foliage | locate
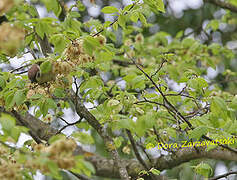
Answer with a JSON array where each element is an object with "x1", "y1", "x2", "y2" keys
[{"x1": 0, "y1": 0, "x2": 236, "y2": 179}]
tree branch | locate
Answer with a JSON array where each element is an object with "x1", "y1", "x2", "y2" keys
[
  {"x1": 126, "y1": 129, "x2": 150, "y2": 170},
  {"x1": 2, "y1": 107, "x2": 237, "y2": 178},
  {"x1": 128, "y1": 56, "x2": 237, "y2": 154},
  {"x1": 204, "y1": 0, "x2": 237, "y2": 13},
  {"x1": 0, "y1": 107, "x2": 57, "y2": 143},
  {"x1": 209, "y1": 170, "x2": 237, "y2": 180},
  {"x1": 56, "y1": 117, "x2": 83, "y2": 134},
  {"x1": 92, "y1": 2, "x2": 137, "y2": 37},
  {"x1": 57, "y1": 0, "x2": 67, "y2": 21},
  {"x1": 69, "y1": 90, "x2": 130, "y2": 180}
]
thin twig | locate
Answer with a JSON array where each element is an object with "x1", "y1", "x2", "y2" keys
[
  {"x1": 153, "y1": 126, "x2": 177, "y2": 153},
  {"x1": 209, "y1": 171, "x2": 237, "y2": 180},
  {"x1": 135, "y1": 99, "x2": 163, "y2": 106},
  {"x1": 126, "y1": 129, "x2": 150, "y2": 170},
  {"x1": 129, "y1": 55, "x2": 237, "y2": 154},
  {"x1": 57, "y1": 117, "x2": 83, "y2": 134},
  {"x1": 136, "y1": 140, "x2": 153, "y2": 164},
  {"x1": 27, "y1": 47, "x2": 37, "y2": 60},
  {"x1": 151, "y1": 59, "x2": 167, "y2": 79},
  {"x1": 10, "y1": 64, "x2": 31, "y2": 73},
  {"x1": 128, "y1": 54, "x2": 193, "y2": 127},
  {"x1": 126, "y1": 130, "x2": 158, "y2": 180},
  {"x1": 92, "y1": 2, "x2": 137, "y2": 37}
]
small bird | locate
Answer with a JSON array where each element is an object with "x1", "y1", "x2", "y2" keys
[{"x1": 28, "y1": 64, "x2": 55, "y2": 84}]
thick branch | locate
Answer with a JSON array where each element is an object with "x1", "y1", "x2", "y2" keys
[
  {"x1": 70, "y1": 90, "x2": 130, "y2": 180},
  {"x1": 204, "y1": 0, "x2": 237, "y2": 13},
  {"x1": 85, "y1": 146, "x2": 237, "y2": 178},
  {"x1": 2, "y1": 107, "x2": 237, "y2": 178},
  {"x1": 0, "y1": 107, "x2": 57, "y2": 143}
]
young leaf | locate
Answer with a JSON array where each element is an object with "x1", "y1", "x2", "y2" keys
[
  {"x1": 101, "y1": 6, "x2": 119, "y2": 14},
  {"x1": 35, "y1": 21, "x2": 46, "y2": 39},
  {"x1": 14, "y1": 90, "x2": 26, "y2": 106},
  {"x1": 195, "y1": 162, "x2": 213, "y2": 178},
  {"x1": 157, "y1": 0, "x2": 165, "y2": 13},
  {"x1": 50, "y1": 34, "x2": 69, "y2": 53},
  {"x1": 40, "y1": 61, "x2": 52, "y2": 74},
  {"x1": 189, "y1": 126, "x2": 208, "y2": 140}
]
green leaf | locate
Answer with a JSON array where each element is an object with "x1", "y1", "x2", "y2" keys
[
  {"x1": 39, "y1": 100, "x2": 48, "y2": 117},
  {"x1": 116, "y1": 118, "x2": 135, "y2": 131},
  {"x1": 72, "y1": 132, "x2": 94, "y2": 144},
  {"x1": 0, "y1": 113, "x2": 15, "y2": 133},
  {"x1": 25, "y1": 33, "x2": 34, "y2": 46},
  {"x1": 0, "y1": 76, "x2": 6, "y2": 89},
  {"x1": 5, "y1": 91, "x2": 15, "y2": 109},
  {"x1": 113, "y1": 137, "x2": 122, "y2": 148},
  {"x1": 188, "y1": 77, "x2": 208, "y2": 92},
  {"x1": 53, "y1": 88, "x2": 65, "y2": 98},
  {"x1": 83, "y1": 36, "x2": 100, "y2": 56},
  {"x1": 112, "y1": 22, "x2": 118, "y2": 31},
  {"x1": 230, "y1": 96, "x2": 237, "y2": 109},
  {"x1": 35, "y1": 21, "x2": 46, "y2": 39},
  {"x1": 46, "y1": 98, "x2": 57, "y2": 109},
  {"x1": 49, "y1": 34, "x2": 69, "y2": 53},
  {"x1": 76, "y1": 122, "x2": 90, "y2": 131},
  {"x1": 123, "y1": 73, "x2": 137, "y2": 82},
  {"x1": 208, "y1": 43, "x2": 221, "y2": 55},
  {"x1": 130, "y1": 12, "x2": 139, "y2": 22},
  {"x1": 101, "y1": 6, "x2": 119, "y2": 14},
  {"x1": 99, "y1": 51, "x2": 113, "y2": 61},
  {"x1": 14, "y1": 90, "x2": 26, "y2": 106},
  {"x1": 10, "y1": 126, "x2": 21, "y2": 141},
  {"x1": 30, "y1": 94, "x2": 44, "y2": 100},
  {"x1": 149, "y1": 168, "x2": 160, "y2": 175},
  {"x1": 41, "y1": 0, "x2": 62, "y2": 17},
  {"x1": 206, "y1": 20, "x2": 219, "y2": 31},
  {"x1": 0, "y1": 54, "x2": 8, "y2": 63},
  {"x1": 189, "y1": 126, "x2": 208, "y2": 140},
  {"x1": 211, "y1": 97, "x2": 227, "y2": 112},
  {"x1": 139, "y1": 13, "x2": 147, "y2": 26},
  {"x1": 144, "y1": 0, "x2": 165, "y2": 13},
  {"x1": 27, "y1": 4, "x2": 38, "y2": 17},
  {"x1": 48, "y1": 134, "x2": 66, "y2": 144},
  {"x1": 40, "y1": 61, "x2": 52, "y2": 74},
  {"x1": 206, "y1": 57, "x2": 216, "y2": 69},
  {"x1": 76, "y1": 1, "x2": 86, "y2": 11},
  {"x1": 82, "y1": 161, "x2": 96, "y2": 174},
  {"x1": 182, "y1": 38, "x2": 195, "y2": 48},
  {"x1": 195, "y1": 162, "x2": 213, "y2": 178},
  {"x1": 156, "y1": 0, "x2": 165, "y2": 13},
  {"x1": 47, "y1": 161, "x2": 61, "y2": 179},
  {"x1": 80, "y1": 76, "x2": 103, "y2": 92},
  {"x1": 69, "y1": 11, "x2": 81, "y2": 18},
  {"x1": 118, "y1": 15, "x2": 126, "y2": 28}
]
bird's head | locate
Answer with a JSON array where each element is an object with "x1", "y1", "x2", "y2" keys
[{"x1": 28, "y1": 64, "x2": 41, "y2": 83}]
